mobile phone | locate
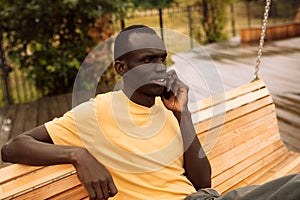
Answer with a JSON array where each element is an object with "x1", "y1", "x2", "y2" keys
[
  {"x1": 162, "y1": 87, "x2": 172, "y2": 100},
  {"x1": 162, "y1": 76, "x2": 173, "y2": 100}
]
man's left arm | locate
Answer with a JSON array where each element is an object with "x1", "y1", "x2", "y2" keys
[
  {"x1": 161, "y1": 70, "x2": 211, "y2": 190},
  {"x1": 174, "y1": 110, "x2": 212, "y2": 190}
]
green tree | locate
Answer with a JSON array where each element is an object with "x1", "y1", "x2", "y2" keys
[
  {"x1": 132, "y1": 0, "x2": 174, "y2": 9},
  {"x1": 196, "y1": 0, "x2": 234, "y2": 43},
  {"x1": 0, "y1": 0, "x2": 131, "y2": 96}
]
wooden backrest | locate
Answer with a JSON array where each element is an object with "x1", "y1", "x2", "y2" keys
[
  {"x1": 190, "y1": 79, "x2": 290, "y2": 193},
  {"x1": 0, "y1": 79, "x2": 296, "y2": 199}
]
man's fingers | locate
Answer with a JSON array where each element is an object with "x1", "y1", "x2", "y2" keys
[
  {"x1": 101, "y1": 182, "x2": 109, "y2": 199},
  {"x1": 85, "y1": 184, "x2": 97, "y2": 200},
  {"x1": 85, "y1": 181, "x2": 117, "y2": 200},
  {"x1": 92, "y1": 181, "x2": 104, "y2": 200},
  {"x1": 108, "y1": 181, "x2": 118, "y2": 197},
  {"x1": 167, "y1": 69, "x2": 177, "y2": 76},
  {"x1": 166, "y1": 70, "x2": 188, "y2": 95},
  {"x1": 166, "y1": 71, "x2": 177, "y2": 92},
  {"x1": 169, "y1": 77, "x2": 186, "y2": 97},
  {"x1": 167, "y1": 76, "x2": 176, "y2": 92}
]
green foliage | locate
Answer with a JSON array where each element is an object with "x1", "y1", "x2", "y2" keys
[
  {"x1": 132, "y1": 0, "x2": 174, "y2": 9},
  {"x1": 196, "y1": 0, "x2": 234, "y2": 43},
  {"x1": 0, "y1": 0, "x2": 126, "y2": 96}
]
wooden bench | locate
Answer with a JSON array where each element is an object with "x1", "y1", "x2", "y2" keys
[
  {"x1": 0, "y1": 79, "x2": 299, "y2": 199},
  {"x1": 190, "y1": 79, "x2": 300, "y2": 193}
]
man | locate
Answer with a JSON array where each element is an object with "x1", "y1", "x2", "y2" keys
[{"x1": 1, "y1": 25, "x2": 212, "y2": 199}]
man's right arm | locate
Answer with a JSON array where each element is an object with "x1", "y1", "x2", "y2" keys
[{"x1": 1, "y1": 125, "x2": 118, "y2": 199}]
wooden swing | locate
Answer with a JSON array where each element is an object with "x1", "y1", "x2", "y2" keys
[{"x1": 1, "y1": 0, "x2": 300, "y2": 199}]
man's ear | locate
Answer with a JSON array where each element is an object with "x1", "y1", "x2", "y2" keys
[{"x1": 114, "y1": 60, "x2": 128, "y2": 76}]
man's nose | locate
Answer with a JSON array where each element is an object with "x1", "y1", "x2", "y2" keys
[{"x1": 154, "y1": 63, "x2": 166, "y2": 72}]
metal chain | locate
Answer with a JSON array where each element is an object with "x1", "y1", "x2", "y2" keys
[{"x1": 254, "y1": 0, "x2": 272, "y2": 80}]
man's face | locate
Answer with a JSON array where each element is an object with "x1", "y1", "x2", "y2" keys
[{"x1": 122, "y1": 33, "x2": 168, "y2": 97}]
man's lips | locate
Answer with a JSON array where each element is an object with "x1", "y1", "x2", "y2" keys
[{"x1": 151, "y1": 77, "x2": 167, "y2": 86}]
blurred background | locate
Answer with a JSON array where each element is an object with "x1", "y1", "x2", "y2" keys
[{"x1": 0, "y1": 0, "x2": 299, "y2": 105}]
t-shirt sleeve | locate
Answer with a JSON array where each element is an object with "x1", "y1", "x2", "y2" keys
[{"x1": 44, "y1": 109, "x2": 84, "y2": 147}]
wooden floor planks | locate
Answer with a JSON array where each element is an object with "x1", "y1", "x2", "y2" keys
[{"x1": 0, "y1": 94, "x2": 72, "y2": 167}]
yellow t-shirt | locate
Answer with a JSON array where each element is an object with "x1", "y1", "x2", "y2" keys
[{"x1": 45, "y1": 90, "x2": 196, "y2": 199}]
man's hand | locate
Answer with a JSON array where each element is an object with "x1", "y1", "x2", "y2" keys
[
  {"x1": 161, "y1": 70, "x2": 189, "y2": 114},
  {"x1": 70, "y1": 148, "x2": 118, "y2": 200},
  {"x1": 161, "y1": 70, "x2": 212, "y2": 190}
]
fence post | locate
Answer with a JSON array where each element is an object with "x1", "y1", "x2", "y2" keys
[
  {"x1": 246, "y1": 1, "x2": 252, "y2": 28},
  {"x1": 0, "y1": 29, "x2": 12, "y2": 105},
  {"x1": 159, "y1": 8, "x2": 164, "y2": 42},
  {"x1": 120, "y1": 19, "x2": 125, "y2": 30},
  {"x1": 230, "y1": 3, "x2": 236, "y2": 37},
  {"x1": 187, "y1": 6, "x2": 193, "y2": 48},
  {"x1": 271, "y1": 1, "x2": 277, "y2": 24},
  {"x1": 292, "y1": 0, "x2": 297, "y2": 21}
]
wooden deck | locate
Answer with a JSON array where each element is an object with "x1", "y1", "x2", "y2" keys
[{"x1": 0, "y1": 94, "x2": 73, "y2": 167}]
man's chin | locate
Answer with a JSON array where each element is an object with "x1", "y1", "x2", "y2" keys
[
  {"x1": 146, "y1": 84, "x2": 165, "y2": 96},
  {"x1": 154, "y1": 86, "x2": 165, "y2": 97},
  {"x1": 135, "y1": 83, "x2": 165, "y2": 97}
]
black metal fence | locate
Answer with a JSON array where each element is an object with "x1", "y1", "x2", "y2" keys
[
  {"x1": 118, "y1": 1, "x2": 300, "y2": 41},
  {"x1": 1, "y1": 0, "x2": 300, "y2": 106}
]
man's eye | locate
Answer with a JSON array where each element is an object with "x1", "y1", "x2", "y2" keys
[
  {"x1": 161, "y1": 56, "x2": 166, "y2": 63},
  {"x1": 145, "y1": 57, "x2": 153, "y2": 63}
]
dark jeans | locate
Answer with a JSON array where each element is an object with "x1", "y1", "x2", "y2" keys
[{"x1": 185, "y1": 174, "x2": 300, "y2": 200}]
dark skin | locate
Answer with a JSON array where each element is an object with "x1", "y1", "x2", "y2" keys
[{"x1": 1, "y1": 32, "x2": 211, "y2": 199}]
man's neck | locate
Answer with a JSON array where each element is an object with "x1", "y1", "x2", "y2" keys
[{"x1": 122, "y1": 88, "x2": 155, "y2": 108}]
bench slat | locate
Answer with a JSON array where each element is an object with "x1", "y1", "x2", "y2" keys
[
  {"x1": 0, "y1": 165, "x2": 75, "y2": 199},
  {"x1": 226, "y1": 150, "x2": 298, "y2": 192},
  {"x1": 265, "y1": 155, "x2": 300, "y2": 183},
  {"x1": 194, "y1": 95, "x2": 273, "y2": 134},
  {"x1": 252, "y1": 152, "x2": 299, "y2": 185},
  {"x1": 189, "y1": 79, "x2": 266, "y2": 113},
  {"x1": 202, "y1": 111, "x2": 278, "y2": 160},
  {"x1": 210, "y1": 124, "x2": 280, "y2": 177},
  {"x1": 13, "y1": 174, "x2": 83, "y2": 200},
  {"x1": 48, "y1": 185, "x2": 87, "y2": 200},
  {"x1": 0, "y1": 165, "x2": 43, "y2": 185},
  {"x1": 198, "y1": 104, "x2": 276, "y2": 157},
  {"x1": 286, "y1": 162, "x2": 300, "y2": 176},
  {"x1": 212, "y1": 139, "x2": 285, "y2": 188},
  {"x1": 216, "y1": 146, "x2": 293, "y2": 193},
  {"x1": 192, "y1": 87, "x2": 270, "y2": 123}
]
